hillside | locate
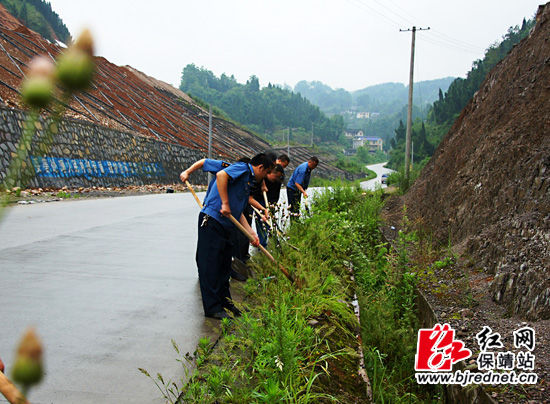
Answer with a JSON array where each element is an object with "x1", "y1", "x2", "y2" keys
[
  {"x1": 385, "y1": 3, "x2": 549, "y2": 399},
  {"x1": 384, "y1": 4, "x2": 549, "y2": 401},
  {"x1": 0, "y1": 5, "x2": 272, "y2": 162},
  {"x1": 390, "y1": 1, "x2": 549, "y2": 318},
  {"x1": 179, "y1": 64, "x2": 344, "y2": 144},
  {"x1": 0, "y1": 0, "x2": 70, "y2": 42}
]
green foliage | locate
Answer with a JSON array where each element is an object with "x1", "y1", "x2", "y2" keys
[
  {"x1": 387, "y1": 120, "x2": 435, "y2": 170},
  {"x1": 294, "y1": 80, "x2": 352, "y2": 114},
  {"x1": 355, "y1": 210, "x2": 445, "y2": 402},
  {"x1": 333, "y1": 156, "x2": 366, "y2": 175},
  {"x1": 355, "y1": 147, "x2": 387, "y2": 165},
  {"x1": 0, "y1": 0, "x2": 71, "y2": 42},
  {"x1": 179, "y1": 64, "x2": 345, "y2": 144},
  {"x1": 385, "y1": 158, "x2": 429, "y2": 193}
]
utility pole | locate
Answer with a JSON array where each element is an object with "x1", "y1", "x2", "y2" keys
[
  {"x1": 400, "y1": 25, "x2": 429, "y2": 183},
  {"x1": 287, "y1": 127, "x2": 290, "y2": 157},
  {"x1": 311, "y1": 123, "x2": 314, "y2": 147}
]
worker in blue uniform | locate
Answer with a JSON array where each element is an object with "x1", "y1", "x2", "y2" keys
[
  {"x1": 181, "y1": 153, "x2": 274, "y2": 319},
  {"x1": 286, "y1": 156, "x2": 319, "y2": 216},
  {"x1": 180, "y1": 157, "x2": 251, "y2": 281}
]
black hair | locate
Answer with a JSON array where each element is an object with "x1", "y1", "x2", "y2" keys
[
  {"x1": 272, "y1": 164, "x2": 284, "y2": 174},
  {"x1": 309, "y1": 156, "x2": 319, "y2": 164},
  {"x1": 277, "y1": 154, "x2": 290, "y2": 163},
  {"x1": 250, "y1": 153, "x2": 275, "y2": 170},
  {"x1": 265, "y1": 151, "x2": 277, "y2": 163},
  {"x1": 238, "y1": 157, "x2": 251, "y2": 163}
]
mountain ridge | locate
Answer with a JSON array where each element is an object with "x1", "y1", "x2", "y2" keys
[{"x1": 294, "y1": 77, "x2": 455, "y2": 115}]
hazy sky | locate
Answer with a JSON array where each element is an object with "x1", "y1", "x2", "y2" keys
[{"x1": 47, "y1": 0, "x2": 541, "y2": 91}]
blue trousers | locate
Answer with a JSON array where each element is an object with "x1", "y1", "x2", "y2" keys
[
  {"x1": 196, "y1": 212, "x2": 233, "y2": 315},
  {"x1": 255, "y1": 216, "x2": 269, "y2": 247},
  {"x1": 287, "y1": 187, "x2": 300, "y2": 214}
]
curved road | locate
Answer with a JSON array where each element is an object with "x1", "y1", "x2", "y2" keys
[
  {"x1": 0, "y1": 192, "x2": 214, "y2": 403},
  {"x1": 360, "y1": 162, "x2": 394, "y2": 190}
]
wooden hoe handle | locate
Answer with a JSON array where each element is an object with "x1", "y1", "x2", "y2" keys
[{"x1": 185, "y1": 180, "x2": 203, "y2": 208}]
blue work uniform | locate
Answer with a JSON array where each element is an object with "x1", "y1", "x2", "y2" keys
[
  {"x1": 202, "y1": 159, "x2": 230, "y2": 201},
  {"x1": 196, "y1": 162, "x2": 255, "y2": 316},
  {"x1": 286, "y1": 162, "x2": 312, "y2": 214}
]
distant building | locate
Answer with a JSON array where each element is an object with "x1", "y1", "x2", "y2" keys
[
  {"x1": 345, "y1": 129, "x2": 363, "y2": 139},
  {"x1": 365, "y1": 137, "x2": 383, "y2": 152},
  {"x1": 353, "y1": 136, "x2": 383, "y2": 151},
  {"x1": 352, "y1": 136, "x2": 365, "y2": 149},
  {"x1": 356, "y1": 112, "x2": 370, "y2": 119}
]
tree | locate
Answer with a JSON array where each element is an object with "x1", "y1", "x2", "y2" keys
[{"x1": 179, "y1": 64, "x2": 344, "y2": 144}]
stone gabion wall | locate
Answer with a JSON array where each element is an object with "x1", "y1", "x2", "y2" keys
[{"x1": 0, "y1": 106, "x2": 209, "y2": 188}]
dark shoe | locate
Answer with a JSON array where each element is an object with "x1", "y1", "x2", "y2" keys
[
  {"x1": 205, "y1": 311, "x2": 231, "y2": 320},
  {"x1": 225, "y1": 305, "x2": 242, "y2": 317},
  {"x1": 231, "y1": 258, "x2": 249, "y2": 279},
  {"x1": 230, "y1": 269, "x2": 247, "y2": 282}
]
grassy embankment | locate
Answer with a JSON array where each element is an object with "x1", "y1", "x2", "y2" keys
[{"x1": 143, "y1": 185, "x2": 442, "y2": 403}]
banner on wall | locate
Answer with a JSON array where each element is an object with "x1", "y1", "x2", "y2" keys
[{"x1": 30, "y1": 156, "x2": 165, "y2": 180}]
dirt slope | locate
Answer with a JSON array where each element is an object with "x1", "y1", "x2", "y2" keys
[{"x1": 389, "y1": 3, "x2": 549, "y2": 320}]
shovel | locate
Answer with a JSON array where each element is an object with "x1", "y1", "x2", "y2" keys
[{"x1": 185, "y1": 181, "x2": 298, "y2": 286}]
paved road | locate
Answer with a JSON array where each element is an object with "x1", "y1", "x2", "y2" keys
[
  {"x1": 0, "y1": 192, "x2": 216, "y2": 403},
  {"x1": 360, "y1": 162, "x2": 394, "y2": 190}
]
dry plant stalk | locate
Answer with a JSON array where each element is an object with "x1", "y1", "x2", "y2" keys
[{"x1": 0, "y1": 372, "x2": 28, "y2": 404}]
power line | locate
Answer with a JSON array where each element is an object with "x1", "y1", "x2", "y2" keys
[
  {"x1": 345, "y1": 0, "x2": 402, "y2": 28},
  {"x1": 371, "y1": 0, "x2": 415, "y2": 26},
  {"x1": 348, "y1": 0, "x2": 484, "y2": 54},
  {"x1": 419, "y1": 35, "x2": 482, "y2": 55}
]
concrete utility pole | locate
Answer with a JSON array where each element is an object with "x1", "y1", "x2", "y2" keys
[
  {"x1": 311, "y1": 123, "x2": 314, "y2": 147},
  {"x1": 400, "y1": 26, "x2": 429, "y2": 183},
  {"x1": 287, "y1": 127, "x2": 290, "y2": 157}
]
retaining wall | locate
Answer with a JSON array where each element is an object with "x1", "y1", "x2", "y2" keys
[{"x1": 0, "y1": 107, "x2": 210, "y2": 188}]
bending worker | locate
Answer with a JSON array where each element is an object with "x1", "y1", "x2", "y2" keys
[
  {"x1": 286, "y1": 156, "x2": 319, "y2": 216},
  {"x1": 181, "y1": 153, "x2": 274, "y2": 319}
]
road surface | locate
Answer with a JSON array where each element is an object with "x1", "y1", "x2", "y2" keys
[
  {"x1": 360, "y1": 162, "x2": 394, "y2": 190},
  {"x1": 0, "y1": 192, "x2": 215, "y2": 403}
]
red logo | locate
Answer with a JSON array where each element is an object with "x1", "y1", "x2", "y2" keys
[{"x1": 415, "y1": 323, "x2": 472, "y2": 371}]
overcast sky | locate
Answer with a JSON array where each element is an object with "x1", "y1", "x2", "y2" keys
[{"x1": 47, "y1": 0, "x2": 541, "y2": 91}]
